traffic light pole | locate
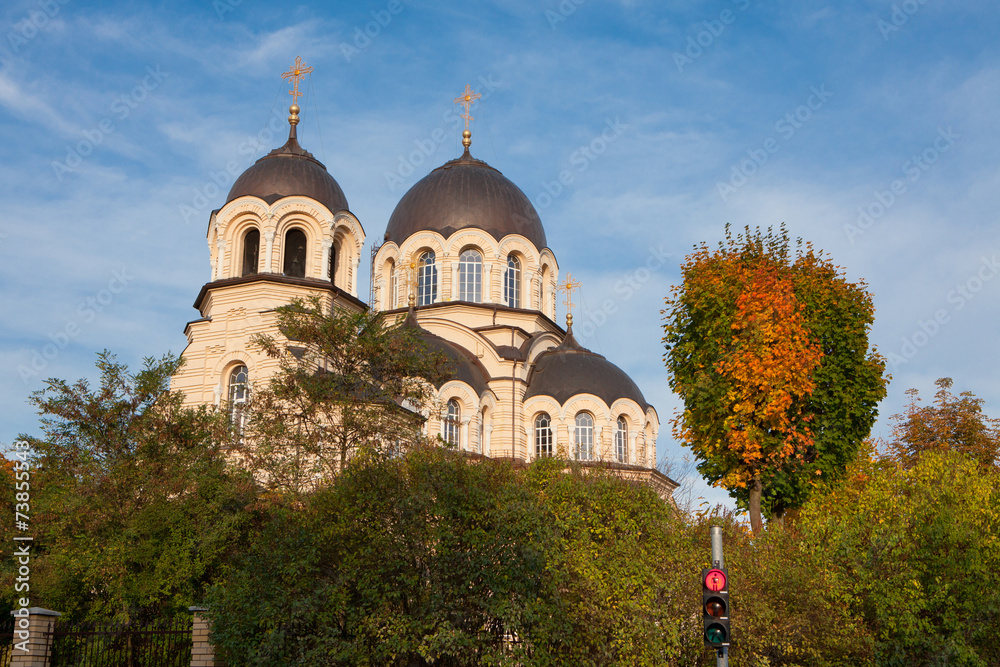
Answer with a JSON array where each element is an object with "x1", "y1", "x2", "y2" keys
[{"x1": 710, "y1": 526, "x2": 729, "y2": 667}]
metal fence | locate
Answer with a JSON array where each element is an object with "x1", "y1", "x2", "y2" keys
[
  {"x1": 47, "y1": 618, "x2": 191, "y2": 667},
  {"x1": 0, "y1": 618, "x2": 12, "y2": 666}
]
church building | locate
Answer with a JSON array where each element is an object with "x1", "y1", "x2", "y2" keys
[{"x1": 170, "y1": 62, "x2": 677, "y2": 500}]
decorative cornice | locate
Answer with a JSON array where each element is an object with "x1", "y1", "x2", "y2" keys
[{"x1": 193, "y1": 273, "x2": 368, "y2": 312}]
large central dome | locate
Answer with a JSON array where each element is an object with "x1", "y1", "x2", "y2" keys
[{"x1": 384, "y1": 148, "x2": 547, "y2": 251}]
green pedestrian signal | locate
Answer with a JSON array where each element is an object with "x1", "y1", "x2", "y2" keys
[{"x1": 702, "y1": 567, "x2": 731, "y2": 649}]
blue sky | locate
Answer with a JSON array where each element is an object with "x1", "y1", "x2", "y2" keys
[{"x1": 1, "y1": 0, "x2": 998, "y2": 509}]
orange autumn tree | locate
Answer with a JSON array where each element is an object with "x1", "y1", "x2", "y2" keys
[
  {"x1": 663, "y1": 226, "x2": 887, "y2": 532},
  {"x1": 712, "y1": 267, "x2": 823, "y2": 531},
  {"x1": 888, "y1": 377, "x2": 1000, "y2": 470}
]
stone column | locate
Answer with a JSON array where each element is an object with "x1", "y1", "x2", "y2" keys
[
  {"x1": 321, "y1": 238, "x2": 333, "y2": 283},
  {"x1": 213, "y1": 239, "x2": 226, "y2": 281},
  {"x1": 189, "y1": 607, "x2": 224, "y2": 667},
  {"x1": 10, "y1": 607, "x2": 60, "y2": 667},
  {"x1": 556, "y1": 422, "x2": 571, "y2": 459},
  {"x1": 264, "y1": 231, "x2": 275, "y2": 273},
  {"x1": 461, "y1": 416, "x2": 471, "y2": 452}
]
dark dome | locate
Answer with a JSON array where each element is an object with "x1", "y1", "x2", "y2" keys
[
  {"x1": 226, "y1": 133, "x2": 349, "y2": 214},
  {"x1": 525, "y1": 331, "x2": 648, "y2": 409},
  {"x1": 404, "y1": 312, "x2": 490, "y2": 396},
  {"x1": 385, "y1": 148, "x2": 547, "y2": 250}
]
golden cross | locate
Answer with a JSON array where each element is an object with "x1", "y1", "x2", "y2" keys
[
  {"x1": 282, "y1": 56, "x2": 314, "y2": 105},
  {"x1": 453, "y1": 84, "x2": 482, "y2": 130},
  {"x1": 558, "y1": 273, "x2": 582, "y2": 322}
]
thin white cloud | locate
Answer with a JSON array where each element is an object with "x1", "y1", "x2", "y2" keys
[{"x1": 0, "y1": 69, "x2": 77, "y2": 137}]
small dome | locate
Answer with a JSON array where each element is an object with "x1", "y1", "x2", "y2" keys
[
  {"x1": 403, "y1": 311, "x2": 490, "y2": 396},
  {"x1": 385, "y1": 148, "x2": 547, "y2": 251},
  {"x1": 227, "y1": 134, "x2": 349, "y2": 214},
  {"x1": 525, "y1": 331, "x2": 648, "y2": 409}
]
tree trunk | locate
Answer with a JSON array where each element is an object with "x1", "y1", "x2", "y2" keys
[{"x1": 749, "y1": 473, "x2": 763, "y2": 534}]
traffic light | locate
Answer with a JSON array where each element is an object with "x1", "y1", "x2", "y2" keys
[{"x1": 702, "y1": 567, "x2": 731, "y2": 649}]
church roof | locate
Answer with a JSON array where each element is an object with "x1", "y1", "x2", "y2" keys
[
  {"x1": 525, "y1": 329, "x2": 649, "y2": 409},
  {"x1": 402, "y1": 309, "x2": 491, "y2": 396},
  {"x1": 384, "y1": 147, "x2": 548, "y2": 251},
  {"x1": 226, "y1": 131, "x2": 350, "y2": 214}
]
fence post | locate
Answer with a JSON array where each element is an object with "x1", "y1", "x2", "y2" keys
[
  {"x1": 10, "y1": 607, "x2": 60, "y2": 667},
  {"x1": 189, "y1": 606, "x2": 224, "y2": 667}
]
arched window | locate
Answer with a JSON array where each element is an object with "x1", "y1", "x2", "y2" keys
[
  {"x1": 283, "y1": 229, "x2": 307, "y2": 278},
  {"x1": 328, "y1": 242, "x2": 338, "y2": 284},
  {"x1": 505, "y1": 254, "x2": 521, "y2": 308},
  {"x1": 458, "y1": 248, "x2": 482, "y2": 302},
  {"x1": 418, "y1": 250, "x2": 437, "y2": 306},
  {"x1": 443, "y1": 399, "x2": 461, "y2": 447},
  {"x1": 228, "y1": 365, "x2": 249, "y2": 439},
  {"x1": 241, "y1": 229, "x2": 260, "y2": 277},
  {"x1": 574, "y1": 412, "x2": 594, "y2": 461},
  {"x1": 615, "y1": 416, "x2": 628, "y2": 463},
  {"x1": 535, "y1": 413, "x2": 553, "y2": 458}
]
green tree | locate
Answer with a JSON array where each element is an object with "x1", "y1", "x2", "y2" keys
[
  {"x1": 207, "y1": 449, "x2": 694, "y2": 666},
  {"x1": 1, "y1": 352, "x2": 258, "y2": 622},
  {"x1": 682, "y1": 510, "x2": 875, "y2": 667},
  {"x1": 208, "y1": 447, "x2": 552, "y2": 666},
  {"x1": 662, "y1": 226, "x2": 887, "y2": 531},
  {"x1": 521, "y1": 460, "x2": 692, "y2": 665},
  {"x1": 888, "y1": 377, "x2": 1000, "y2": 469},
  {"x1": 798, "y1": 448, "x2": 1000, "y2": 666},
  {"x1": 243, "y1": 297, "x2": 449, "y2": 494}
]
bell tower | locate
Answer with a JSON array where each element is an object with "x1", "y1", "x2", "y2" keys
[{"x1": 172, "y1": 58, "x2": 366, "y2": 410}]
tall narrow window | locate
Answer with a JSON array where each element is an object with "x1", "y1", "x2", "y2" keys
[
  {"x1": 479, "y1": 407, "x2": 487, "y2": 454},
  {"x1": 505, "y1": 254, "x2": 521, "y2": 308},
  {"x1": 535, "y1": 413, "x2": 553, "y2": 458},
  {"x1": 542, "y1": 266, "x2": 553, "y2": 317},
  {"x1": 418, "y1": 250, "x2": 437, "y2": 306},
  {"x1": 228, "y1": 365, "x2": 249, "y2": 440},
  {"x1": 574, "y1": 412, "x2": 593, "y2": 461},
  {"x1": 386, "y1": 259, "x2": 397, "y2": 310},
  {"x1": 444, "y1": 399, "x2": 461, "y2": 447},
  {"x1": 242, "y1": 229, "x2": 260, "y2": 276},
  {"x1": 642, "y1": 422, "x2": 652, "y2": 467},
  {"x1": 615, "y1": 416, "x2": 628, "y2": 463},
  {"x1": 328, "y1": 242, "x2": 338, "y2": 284},
  {"x1": 458, "y1": 249, "x2": 482, "y2": 302},
  {"x1": 283, "y1": 229, "x2": 307, "y2": 278}
]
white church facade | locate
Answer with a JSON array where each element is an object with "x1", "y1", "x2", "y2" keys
[{"x1": 170, "y1": 66, "x2": 677, "y2": 500}]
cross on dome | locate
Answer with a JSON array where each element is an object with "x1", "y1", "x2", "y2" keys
[
  {"x1": 282, "y1": 56, "x2": 314, "y2": 106},
  {"x1": 558, "y1": 273, "x2": 582, "y2": 329},
  {"x1": 453, "y1": 84, "x2": 481, "y2": 130}
]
